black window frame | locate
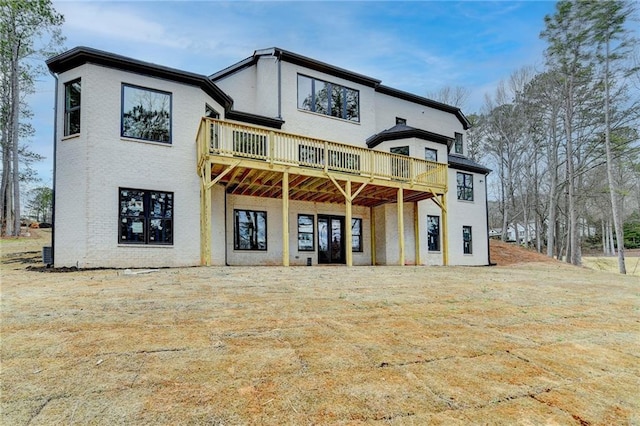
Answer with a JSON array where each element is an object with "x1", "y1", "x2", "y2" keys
[
  {"x1": 64, "y1": 78, "x2": 81, "y2": 136},
  {"x1": 298, "y1": 214, "x2": 315, "y2": 252},
  {"x1": 234, "y1": 209, "x2": 267, "y2": 251},
  {"x1": 396, "y1": 117, "x2": 407, "y2": 125},
  {"x1": 121, "y1": 83, "x2": 172, "y2": 144},
  {"x1": 425, "y1": 148, "x2": 438, "y2": 162},
  {"x1": 351, "y1": 218, "x2": 363, "y2": 252},
  {"x1": 457, "y1": 172, "x2": 474, "y2": 201},
  {"x1": 463, "y1": 225, "x2": 473, "y2": 254},
  {"x1": 427, "y1": 215, "x2": 440, "y2": 252},
  {"x1": 118, "y1": 188, "x2": 173, "y2": 245},
  {"x1": 454, "y1": 132, "x2": 463, "y2": 154},
  {"x1": 297, "y1": 74, "x2": 360, "y2": 122}
]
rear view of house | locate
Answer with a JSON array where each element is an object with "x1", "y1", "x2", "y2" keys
[{"x1": 46, "y1": 47, "x2": 490, "y2": 268}]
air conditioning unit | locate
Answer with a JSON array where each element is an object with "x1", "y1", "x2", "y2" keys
[{"x1": 42, "y1": 246, "x2": 53, "y2": 266}]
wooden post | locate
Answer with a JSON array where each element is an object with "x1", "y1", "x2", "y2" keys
[
  {"x1": 370, "y1": 206, "x2": 376, "y2": 266},
  {"x1": 398, "y1": 187, "x2": 405, "y2": 266},
  {"x1": 201, "y1": 161, "x2": 212, "y2": 266},
  {"x1": 414, "y1": 201, "x2": 420, "y2": 266},
  {"x1": 441, "y1": 193, "x2": 448, "y2": 266},
  {"x1": 345, "y1": 180, "x2": 352, "y2": 267},
  {"x1": 282, "y1": 171, "x2": 289, "y2": 266}
]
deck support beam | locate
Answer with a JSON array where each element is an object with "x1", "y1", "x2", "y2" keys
[
  {"x1": 282, "y1": 171, "x2": 289, "y2": 266},
  {"x1": 414, "y1": 201, "x2": 420, "y2": 266},
  {"x1": 345, "y1": 180, "x2": 353, "y2": 267},
  {"x1": 370, "y1": 206, "x2": 376, "y2": 266},
  {"x1": 398, "y1": 187, "x2": 405, "y2": 266},
  {"x1": 200, "y1": 161, "x2": 212, "y2": 266}
]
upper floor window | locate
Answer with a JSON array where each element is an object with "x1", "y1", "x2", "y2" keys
[
  {"x1": 297, "y1": 74, "x2": 359, "y2": 122},
  {"x1": 64, "y1": 79, "x2": 81, "y2": 136},
  {"x1": 396, "y1": 117, "x2": 407, "y2": 125},
  {"x1": 454, "y1": 132, "x2": 463, "y2": 154},
  {"x1": 122, "y1": 84, "x2": 172, "y2": 144},
  {"x1": 425, "y1": 148, "x2": 438, "y2": 162},
  {"x1": 205, "y1": 104, "x2": 219, "y2": 118},
  {"x1": 457, "y1": 172, "x2": 474, "y2": 201},
  {"x1": 119, "y1": 188, "x2": 173, "y2": 245}
]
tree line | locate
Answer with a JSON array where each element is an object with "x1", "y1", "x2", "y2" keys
[{"x1": 431, "y1": 1, "x2": 639, "y2": 274}]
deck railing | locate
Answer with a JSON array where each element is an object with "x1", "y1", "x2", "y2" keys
[{"x1": 197, "y1": 118, "x2": 447, "y2": 188}]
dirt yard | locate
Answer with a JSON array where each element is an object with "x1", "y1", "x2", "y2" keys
[{"x1": 1, "y1": 231, "x2": 639, "y2": 425}]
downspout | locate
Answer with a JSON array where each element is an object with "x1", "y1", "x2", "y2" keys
[
  {"x1": 277, "y1": 52, "x2": 282, "y2": 120},
  {"x1": 49, "y1": 70, "x2": 58, "y2": 266},
  {"x1": 485, "y1": 173, "x2": 494, "y2": 266}
]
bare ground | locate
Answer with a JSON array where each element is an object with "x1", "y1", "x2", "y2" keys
[{"x1": 1, "y1": 231, "x2": 639, "y2": 425}]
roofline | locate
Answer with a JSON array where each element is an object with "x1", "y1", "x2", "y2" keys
[
  {"x1": 47, "y1": 46, "x2": 234, "y2": 110},
  {"x1": 211, "y1": 47, "x2": 470, "y2": 129},
  {"x1": 448, "y1": 154, "x2": 492, "y2": 175},
  {"x1": 376, "y1": 85, "x2": 471, "y2": 130},
  {"x1": 46, "y1": 47, "x2": 285, "y2": 130},
  {"x1": 367, "y1": 128, "x2": 453, "y2": 149}
]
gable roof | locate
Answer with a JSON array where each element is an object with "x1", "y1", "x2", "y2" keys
[
  {"x1": 46, "y1": 46, "x2": 284, "y2": 129},
  {"x1": 211, "y1": 47, "x2": 470, "y2": 130},
  {"x1": 366, "y1": 124, "x2": 453, "y2": 149}
]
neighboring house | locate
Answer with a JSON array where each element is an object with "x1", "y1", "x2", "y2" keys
[
  {"x1": 46, "y1": 47, "x2": 491, "y2": 268},
  {"x1": 490, "y1": 223, "x2": 537, "y2": 245}
]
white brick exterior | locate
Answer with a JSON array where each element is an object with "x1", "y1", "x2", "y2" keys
[{"x1": 50, "y1": 47, "x2": 490, "y2": 268}]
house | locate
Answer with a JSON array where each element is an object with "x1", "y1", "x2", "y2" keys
[{"x1": 45, "y1": 47, "x2": 491, "y2": 268}]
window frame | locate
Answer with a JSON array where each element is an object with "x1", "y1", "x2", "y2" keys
[
  {"x1": 463, "y1": 225, "x2": 473, "y2": 254},
  {"x1": 457, "y1": 172, "x2": 474, "y2": 201},
  {"x1": 118, "y1": 188, "x2": 173, "y2": 245},
  {"x1": 64, "y1": 78, "x2": 81, "y2": 136},
  {"x1": 351, "y1": 218, "x2": 363, "y2": 252},
  {"x1": 396, "y1": 117, "x2": 407, "y2": 125},
  {"x1": 297, "y1": 74, "x2": 360, "y2": 122},
  {"x1": 427, "y1": 215, "x2": 440, "y2": 252},
  {"x1": 121, "y1": 83, "x2": 172, "y2": 144},
  {"x1": 425, "y1": 148, "x2": 438, "y2": 162},
  {"x1": 234, "y1": 209, "x2": 267, "y2": 251},
  {"x1": 454, "y1": 132, "x2": 463, "y2": 154},
  {"x1": 298, "y1": 214, "x2": 315, "y2": 252}
]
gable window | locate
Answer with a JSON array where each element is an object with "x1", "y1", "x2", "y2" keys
[
  {"x1": 64, "y1": 79, "x2": 81, "y2": 136},
  {"x1": 119, "y1": 188, "x2": 173, "y2": 245},
  {"x1": 425, "y1": 148, "x2": 438, "y2": 162},
  {"x1": 454, "y1": 132, "x2": 463, "y2": 154},
  {"x1": 351, "y1": 218, "x2": 363, "y2": 252},
  {"x1": 457, "y1": 172, "x2": 474, "y2": 201},
  {"x1": 298, "y1": 214, "x2": 315, "y2": 251},
  {"x1": 463, "y1": 226, "x2": 472, "y2": 254},
  {"x1": 427, "y1": 215, "x2": 440, "y2": 251},
  {"x1": 396, "y1": 117, "x2": 407, "y2": 125},
  {"x1": 122, "y1": 84, "x2": 172, "y2": 143},
  {"x1": 205, "y1": 104, "x2": 219, "y2": 119},
  {"x1": 234, "y1": 210, "x2": 267, "y2": 250},
  {"x1": 297, "y1": 74, "x2": 359, "y2": 122}
]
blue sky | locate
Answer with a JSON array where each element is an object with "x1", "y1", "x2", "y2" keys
[{"x1": 29, "y1": 0, "x2": 557, "y2": 187}]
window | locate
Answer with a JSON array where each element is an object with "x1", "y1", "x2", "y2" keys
[
  {"x1": 351, "y1": 218, "x2": 362, "y2": 252},
  {"x1": 234, "y1": 210, "x2": 267, "y2": 250},
  {"x1": 206, "y1": 104, "x2": 220, "y2": 150},
  {"x1": 119, "y1": 188, "x2": 173, "y2": 245},
  {"x1": 463, "y1": 226, "x2": 472, "y2": 254},
  {"x1": 457, "y1": 172, "x2": 474, "y2": 201},
  {"x1": 428, "y1": 216, "x2": 440, "y2": 251},
  {"x1": 396, "y1": 117, "x2": 407, "y2": 125},
  {"x1": 64, "y1": 79, "x2": 81, "y2": 136},
  {"x1": 205, "y1": 104, "x2": 219, "y2": 119},
  {"x1": 122, "y1": 84, "x2": 172, "y2": 143},
  {"x1": 454, "y1": 132, "x2": 463, "y2": 154},
  {"x1": 298, "y1": 214, "x2": 315, "y2": 251},
  {"x1": 425, "y1": 148, "x2": 438, "y2": 162},
  {"x1": 297, "y1": 74, "x2": 359, "y2": 122},
  {"x1": 390, "y1": 146, "x2": 409, "y2": 156}
]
